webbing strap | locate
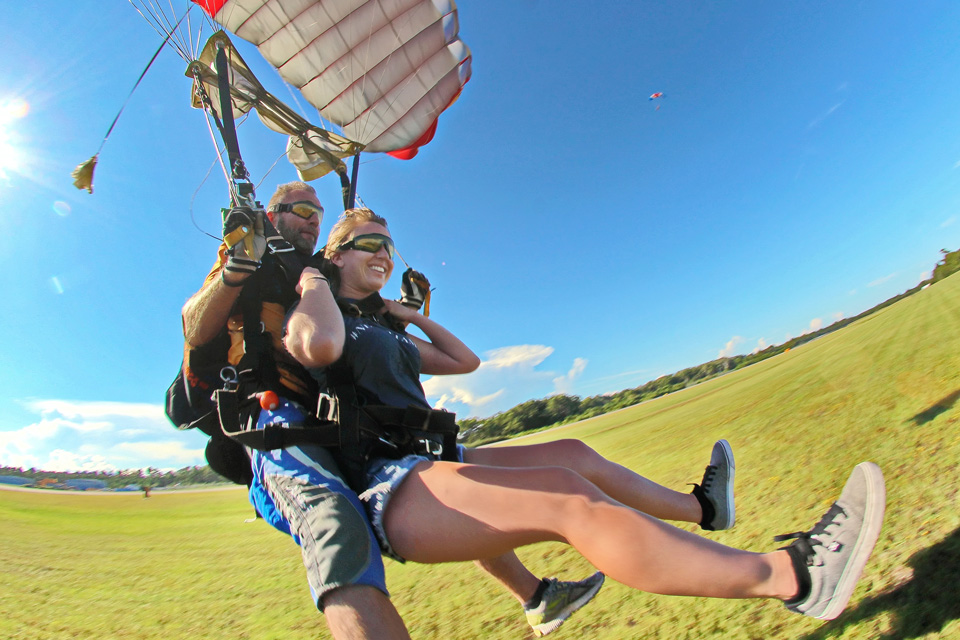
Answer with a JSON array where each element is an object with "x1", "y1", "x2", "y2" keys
[
  {"x1": 229, "y1": 423, "x2": 341, "y2": 450},
  {"x1": 214, "y1": 42, "x2": 246, "y2": 183},
  {"x1": 362, "y1": 405, "x2": 458, "y2": 434},
  {"x1": 214, "y1": 388, "x2": 342, "y2": 450}
]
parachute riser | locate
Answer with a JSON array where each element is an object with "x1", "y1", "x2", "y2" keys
[
  {"x1": 214, "y1": 41, "x2": 254, "y2": 209},
  {"x1": 345, "y1": 153, "x2": 361, "y2": 210}
]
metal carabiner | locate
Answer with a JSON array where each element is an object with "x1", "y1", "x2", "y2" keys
[{"x1": 220, "y1": 365, "x2": 239, "y2": 390}]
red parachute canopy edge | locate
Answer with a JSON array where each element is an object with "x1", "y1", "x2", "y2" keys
[{"x1": 191, "y1": 0, "x2": 471, "y2": 161}]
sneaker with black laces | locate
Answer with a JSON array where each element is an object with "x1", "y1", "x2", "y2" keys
[
  {"x1": 523, "y1": 571, "x2": 605, "y2": 637},
  {"x1": 691, "y1": 439, "x2": 736, "y2": 531},
  {"x1": 776, "y1": 461, "x2": 886, "y2": 620}
]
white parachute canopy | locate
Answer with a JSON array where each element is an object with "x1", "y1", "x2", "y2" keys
[{"x1": 193, "y1": 0, "x2": 472, "y2": 158}]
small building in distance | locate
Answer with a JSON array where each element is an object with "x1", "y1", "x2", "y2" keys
[{"x1": 65, "y1": 478, "x2": 109, "y2": 491}]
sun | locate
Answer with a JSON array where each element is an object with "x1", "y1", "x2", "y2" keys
[{"x1": 0, "y1": 98, "x2": 29, "y2": 179}]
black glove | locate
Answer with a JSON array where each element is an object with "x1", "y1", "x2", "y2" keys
[
  {"x1": 400, "y1": 268, "x2": 432, "y2": 316},
  {"x1": 222, "y1": 206, "x2": 266, "y2": 277}
]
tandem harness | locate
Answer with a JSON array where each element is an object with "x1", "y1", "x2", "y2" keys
[{"x1": 210, "y1": 290, "x2": 460, "y2": 491}]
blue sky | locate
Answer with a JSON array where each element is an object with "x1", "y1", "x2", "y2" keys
[{"x1": 2, "y1": 1, "x2": 959, "y2": 472}]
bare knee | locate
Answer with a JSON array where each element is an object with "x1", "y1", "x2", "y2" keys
[
  {"x1": 548, "y1": 439, "x2": 605, "y2": 480},
  {"x1": 540, "y1": 466, "x2": 612, "y2": 532}
]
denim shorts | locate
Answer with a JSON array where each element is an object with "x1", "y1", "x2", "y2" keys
[{"x1": 359, "y1": 445, "x2": 466, "y2": 561}]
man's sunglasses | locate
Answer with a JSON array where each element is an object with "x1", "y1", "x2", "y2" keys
[
  {"x1": 272, "y1": 201, "x2": 324, "y2": 221},
  {"x1": 337, "y1": 233, "x2": 396, "y2": 259}
]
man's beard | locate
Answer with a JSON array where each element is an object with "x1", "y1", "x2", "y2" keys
[{"x1": 276, "y1": 216, "x2": 316, "y2": 255}]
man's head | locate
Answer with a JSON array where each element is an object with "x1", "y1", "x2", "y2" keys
[{"x1": 266, "y1": 181, "x2": 323, "y2": 255}]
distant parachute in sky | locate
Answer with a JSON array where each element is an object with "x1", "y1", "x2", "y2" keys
[
  {"x1": 649, "y1": 91, "x2": 664, "y2": 111},
  {"x1": 192, "y1": 0, "x2": 472, "y2": 160}
]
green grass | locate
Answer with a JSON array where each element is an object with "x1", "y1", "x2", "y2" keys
[{"x1": 4, "y1": 275, "x2": 960, "y2": 639}]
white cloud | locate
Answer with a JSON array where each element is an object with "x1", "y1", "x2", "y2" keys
[
  {"x1": 809, "y1": 318, "x2": 823, "y2": 332},
  {"x1": 422, "y1": 344, "x2": 589, "y2": 418},
  {"x1": 832, "y1": 312, "x2": 844, "y2": 322},
  {"x1": 552, "y1": 358, "x2": 588, "y2": 394},
  {"x1": 751, "y1": 338, "x2": 768, "y2": 355},
  {"x1": 24, "y1": 399, "x2": 165, "y2": 420},
  {"x1": 0, "y1": 399, "x2": 207, "y2": 472},
  {"x1": 430, "y1": 387, "x2": 504, "y2": 412},
  {"x1": 718, "y1": 336, "x2": 744, "y2": 358},
  {"x1": 807, "y1": 101, "x2": 845, "y2": 130},
  {"x1": 868, "y1": 273, "x2": 896, "y2": 287},
  {"x1": 481, "y1": 345, "x2": 554, "y2": 369},
  {"x1": 941, "y1": 215, "x2": 957, "y2": 228}
]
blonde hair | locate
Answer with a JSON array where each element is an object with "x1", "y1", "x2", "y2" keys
[
  {"x1": 324, "y1": 208, "x2": 389, "y2": 258},
  {"x1": 266, "y1": 181, "x2": 316, "y2": 213}
]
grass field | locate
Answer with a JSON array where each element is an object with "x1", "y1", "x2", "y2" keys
[{"x1": 4, "y1": 275, "x2": 960, "y2": 639}]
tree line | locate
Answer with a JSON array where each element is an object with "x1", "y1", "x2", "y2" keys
[
  {"x1": 6, "y1": 248, "x2": 957, "y2": 482},
  {"x1": 458, "y1": 249, "x2": 960, "y2": 446},
  {"x1": 0, "y1": 465, "x2": 227, "y2": 489}
]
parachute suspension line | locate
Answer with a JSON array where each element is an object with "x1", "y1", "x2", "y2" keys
[
  {"x1": 128, "y1": 1, "x2": 195, "y2": 62},
  {"x1": 71, "y1": 7, "x2": 193, "y2": 193},
  {"x1": 99, "y1": 12, "x2": 188, "y2": 156},
  {"x1": 197, "y1": 94, "x2": 232, "y2": 193},
  {"x1": 189, "y1": 157, "x2": 227, "y2": 242},
  {"x1": 255, "y1": 148, "x2": 291, "y2": 194}
]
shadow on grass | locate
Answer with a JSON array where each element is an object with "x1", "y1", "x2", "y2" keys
[
  {"x1": 909, "y1": 390, "x2": 960, "y2": 425},
  {"x1": 800, "y1": 528, "x2": 960, "y2": 640}
]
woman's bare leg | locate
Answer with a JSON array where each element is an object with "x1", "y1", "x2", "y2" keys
[
  {"x1": 384, "y1": 461, "x2": 797, "y2": 600},
  {"x1": 463, "y1": 440, "x2": 703, "y2": 523},
  {"x1": 474, "y1": 553, "x2": 542, "y2": 602}
]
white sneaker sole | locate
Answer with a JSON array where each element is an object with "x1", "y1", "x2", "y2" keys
[
  {"x1": 817, "y1": 461, "x2": 886, "y2": 620},
  {"x1": 530, "y1": 573, "x2": 606, "y2": 637},
  {"x1": 714, "y1": 439, "x2": 736, "y2": 530}
]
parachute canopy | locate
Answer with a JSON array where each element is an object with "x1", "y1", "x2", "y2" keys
[
  {"x1": 188, "y1": 32, "x2": 362, "y2": 180},
  {"x1": 192, "y1": 0, "x2": 472, "y2": 160}
]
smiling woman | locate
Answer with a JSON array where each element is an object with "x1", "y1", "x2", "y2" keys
[{"x1": 0, "y1": 98, "x2": 29, "y2": 179}]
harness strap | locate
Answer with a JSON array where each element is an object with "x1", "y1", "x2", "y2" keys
[
  {"x1": 214, "y1": 388, "x2": 342, "y2": 450},
  {"x1": 362, "y1": 405, "x2": 458, "y2": 434}
]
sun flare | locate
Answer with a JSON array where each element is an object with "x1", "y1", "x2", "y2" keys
[{"x1": 0, "y1": 98, "x2": 29, "y2": 178}]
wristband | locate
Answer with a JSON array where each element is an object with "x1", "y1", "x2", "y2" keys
[
  {"x1": 221, "y1": 270, "x2": 245, "y2": 288},
  {"x1": 305, "y1": 276, "x2": 329, "y2": 285}
]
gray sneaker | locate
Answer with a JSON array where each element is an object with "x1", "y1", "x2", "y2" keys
[
  {"x1": 693, "y1": 439, "x2": 736, "y2": 531},
  {"x1": 776, "y1": 461, "x2": 886, "y2": 620},
  {"x1": 524, "y1": 571, "x2": 605, "y2": 637}
]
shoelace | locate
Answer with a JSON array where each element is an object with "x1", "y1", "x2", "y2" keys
[
  {"x1": 774, "y1": 503, "x2": 847, "y2": 564},
  {"x1": 701, "y1": 464, "x2": 717, "y2": 490}
]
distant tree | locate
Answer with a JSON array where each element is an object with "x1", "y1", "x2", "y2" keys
[{"x1": 932, "y1": 248, "x2": 960, "y2": 283}]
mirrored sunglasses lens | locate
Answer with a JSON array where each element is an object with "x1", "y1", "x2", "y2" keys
[
  {"x1": 355, "y1": 236, "x2": 394, "y2": 257},
  {"x1": 291, "y1": 203, "x2": 322, "y2": 219}
]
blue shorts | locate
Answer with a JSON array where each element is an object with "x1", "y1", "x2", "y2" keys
[
  {"x1": 249, "y1": 399, "x2": 387, "y2": 609},
  {"x1": 359, "y1": 445, "x2": 466, "y2": 562}
]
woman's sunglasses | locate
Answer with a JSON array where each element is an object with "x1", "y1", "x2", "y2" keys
[
  {"x1": 337, "y1": 233, "x2": 396, "y2": 259},
  {"x1": 272, "y1": 200, "x2": 324, "y2": 221}
]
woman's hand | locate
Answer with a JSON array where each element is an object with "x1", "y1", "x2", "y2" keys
[
  {"x1": 382, "y1": 298, "x2": 418, "y2": 324},
  {"x1": 296, "y1": 267, "x2": 327, "y2": 296}
]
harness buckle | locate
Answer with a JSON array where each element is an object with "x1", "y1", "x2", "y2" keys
[
  {"x1": 316, "y1": 392, "x2": 338, "y2": 422},
  {"x1": 419, "y1": 438, "x2": 444, "y2": 457}
]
